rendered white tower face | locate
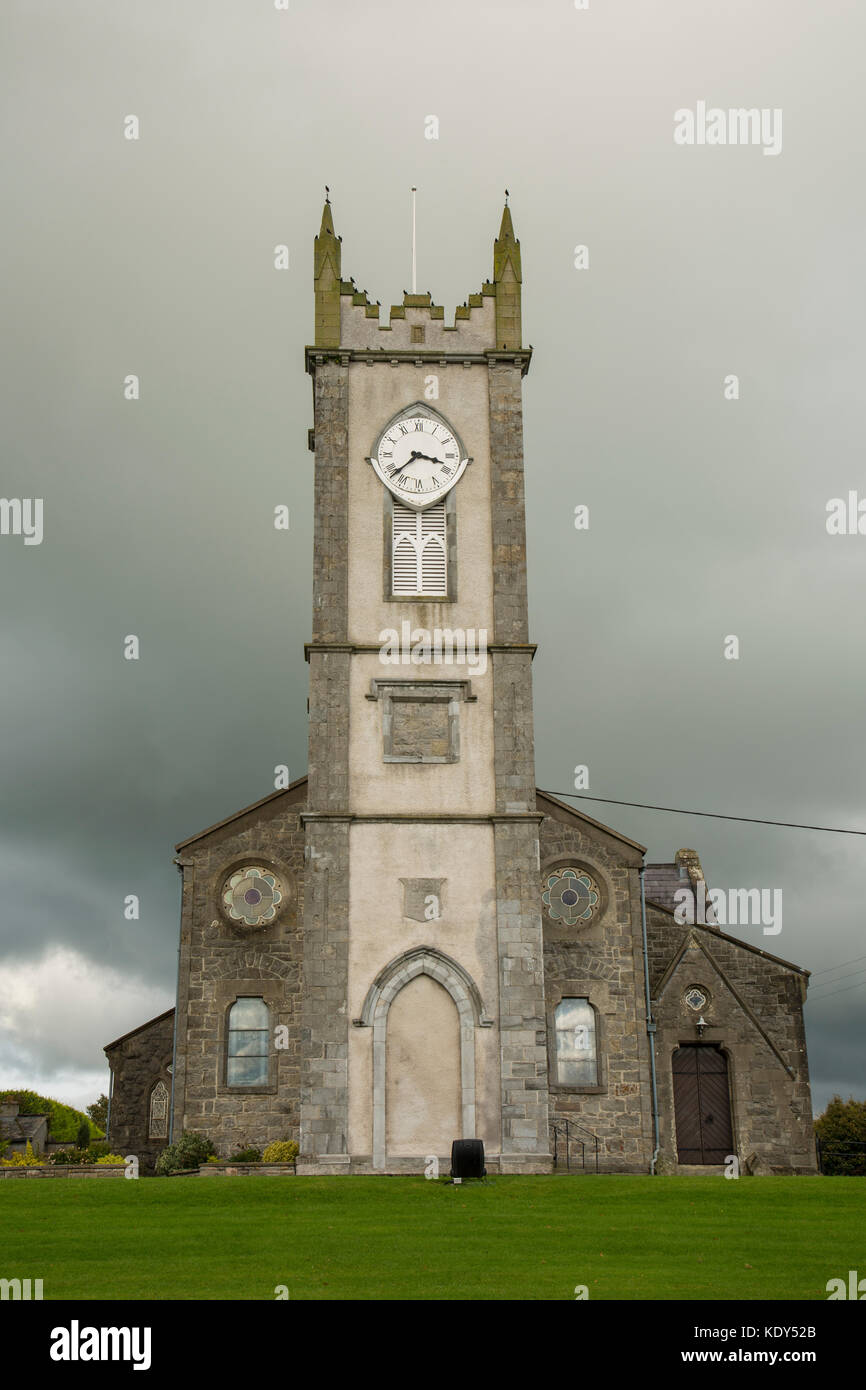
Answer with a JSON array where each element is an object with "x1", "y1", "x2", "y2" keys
[{"x1": 301, "y1": 199, "x2": 552, "y2": 1172}]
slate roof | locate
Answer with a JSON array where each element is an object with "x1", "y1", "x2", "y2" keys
[
  {"x1": 0, "y1": 1112, "x2": 49, "y2": 1145},
  {"x1": 643, "y1": 863, "x2": 687, "y2": 915}
]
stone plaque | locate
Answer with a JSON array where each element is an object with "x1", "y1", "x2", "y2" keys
[{"x1": 400, "y1": 878, "x2": 445, "y2": 923}]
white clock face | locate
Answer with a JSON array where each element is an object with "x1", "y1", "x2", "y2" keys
[{"x1": 370, "y1": 410, "x2": 469, "y2": 510}]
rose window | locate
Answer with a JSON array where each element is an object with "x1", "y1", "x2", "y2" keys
[
  {"x1": 223, "y1": 867, "x2": 282, "y2": 927},
  {"x1": 684, "y1": 986, "x2": 709, "y2": 1012},
  {"x1": 542, "y1": 868, "x2": 600, "y2": 926}
]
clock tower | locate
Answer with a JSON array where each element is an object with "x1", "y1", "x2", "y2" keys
[
  {"x1": 302, "y1": 195, "x2": 552, "y2": 1172},
  {"x1": 108, "y1": 195, "x2": 817, "y2": 1182}
]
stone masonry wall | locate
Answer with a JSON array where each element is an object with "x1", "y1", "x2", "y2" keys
[
  {"x1": 488, "y1": 357, "x2": 550, "y2": 1170},
  {"x1": 105, "y1": 1010, "x2": 175, "y2": 1173},
  {"x1": 539, "y1": 806, "x2": 654, "y2": 1173},
  {"x1": 646, "y1": 906, "x2": 816, "y2": 1173},
  {"x1": 172, "y1": 791, "x2": 306, "y2": 1156}
]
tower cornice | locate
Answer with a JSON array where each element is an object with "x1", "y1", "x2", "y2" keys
[{"x1": 305, "y1": 346, "x2": 532, "y2": 376}]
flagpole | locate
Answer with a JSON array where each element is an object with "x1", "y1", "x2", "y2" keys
[{"x1": 411, "y1": 187, "x2": 417, "y2": 294}]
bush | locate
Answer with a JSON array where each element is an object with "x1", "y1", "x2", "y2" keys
[
  {"x1": 76, "y1": 1120, "x2": 91, "y2": 1150},
  {"x1": 1, "y1": 1141, "x2": 42, "y2": 1167},
  {"x1": 96, "y1": 1153, "x2": 125, "y2": 1165},
  {"x1": 262, "y1": 1140, "x2": 299, "y2": 1164},
  {"x1": 86, "y1": 1094, "x2": 109, "y2": 1132},
  {"x1": 176, "y1": 1132, "x2": 216, "y2": 1167},
  {"x1": 228, "y1": 1146, "x2": 262, "y2": 1163},
  {"x1": 155, "y1": 1144, "x2": 183, "y2": 1176},
  {"x1": 815, "y1": 1096, "x2": 866, "y2": 1176},
  {"x1": 155, "y1": 1131, "x2": 215, "y2": 1176}
]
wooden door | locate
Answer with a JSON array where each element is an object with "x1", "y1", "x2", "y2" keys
[{"x1": 672, "y1": 1046, "x2": 733, "y2": 1164}]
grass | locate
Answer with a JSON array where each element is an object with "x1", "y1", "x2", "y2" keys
[{"x1": 1, "y1": 1174, "x2": 862, "y2": 1300}]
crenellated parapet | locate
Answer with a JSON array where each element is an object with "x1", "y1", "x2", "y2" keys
[{"x1": 313, "y1": 196, "x2": 522, "y2": 355}]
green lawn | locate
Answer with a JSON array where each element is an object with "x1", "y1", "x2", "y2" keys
[{"x1": 1, "y1": 1175, "x2": 862, "y2": 1300}]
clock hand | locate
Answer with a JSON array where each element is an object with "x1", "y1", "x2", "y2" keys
[{"x1": 408, "y1": 450, "x2": 443, "y2": 465}]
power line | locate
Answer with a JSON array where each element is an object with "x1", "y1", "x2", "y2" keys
[
  {"x1": 808, "y1": 966, "x2": 866, "y2": 996},
  {"x1": 538, "y1": 790, "x2": 866, "y2": 836},
  {"x1": 807, "y1": 978, "x2": 866, "y2": 1003},
  {"x1": 812, "y1": 953, "x2": 866, "y2": 977}
]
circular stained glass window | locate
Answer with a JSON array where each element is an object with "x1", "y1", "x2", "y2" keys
[
  {"x1": 684, "y1": 986, "x2": 708, "y2": 1012},
  {"x1": 223, "y1": 866, "x2": 283, "y2": 927},
  {"x1": 542, "y1": 868, "x2": 600, "y2": 926}
]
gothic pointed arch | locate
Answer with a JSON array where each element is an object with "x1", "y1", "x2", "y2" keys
[
  {"x1": 357, "y1": 946, "x2": 493, "y2": 1029},
  {"x1": 148, "y1": 1079, "x2": 169, "y2": 1140},
  {"x1": 355, "y1": 947, "x2": 491, "y2": 1169}
]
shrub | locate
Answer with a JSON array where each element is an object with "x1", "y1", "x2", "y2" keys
[
  {"x1": 176, "y1": 1132, "x2": 216, "y2": 1167},
  {"x1": 1, "y1": 1141, "x2": 42, "y2": 1167},
  {"x1": 155, "y1": 1144, "x2": 184, "y2": 1176},
  {"x1": 86, "y1": 1094, "x2": 109, "y2": 1132},
  {"x1": 95, "y1": 1153, "x2": 125, "y2": 1165},
  {"x1": 76, "y1": 1120, "x2": 91, "y2": 1150},
  {"x1": 205, "y1": 1155, "x2": 221, "y2": 1164},
  {"x1": 228, "y1": 1146, "x2": 263, "y2": 1163},
  {"x1": 262, "y1": 1140, "x2": 299, "y2": 1164},
  {"x1": 155, "y1": 1131, "x2": 215, "y2": 1176},
  {"x1": 815, "y1": 1096, "x2": 866, "y2": 1176}
]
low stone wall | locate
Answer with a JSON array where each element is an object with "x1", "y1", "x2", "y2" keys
[
  {"x1": 0, "y1": 1165, "x2": 126, "y2": 1180},
  {"x1": 198, "y1": 1163, "x2": 297, "y2": 1177}
]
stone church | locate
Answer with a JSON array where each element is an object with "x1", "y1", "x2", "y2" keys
[{"x1": 105, "y1": 199, "x2": 817, "y2": 1176}]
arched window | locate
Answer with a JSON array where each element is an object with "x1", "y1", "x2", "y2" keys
[
  {"x1": 554, "y1": 998, "x2": 598, "y2": 1085},
  {"x1": 391, "y1": 501, "x2": 447, "y2": 596},
  {"x1": 226, "y1": 997, "x2": 270, "y2": 1087},
  {"x1": 148, "y1": 1080, "x2": 169, "y2": 1139}
]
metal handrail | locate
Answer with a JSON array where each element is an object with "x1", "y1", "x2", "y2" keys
[{"x1": 550, "y1": 1118, "x2": 600, "y2": 1174}]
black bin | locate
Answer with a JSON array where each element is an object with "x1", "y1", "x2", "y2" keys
[{"x1": 451, "y1": 1138, "x2": 485, "y2": 1179}]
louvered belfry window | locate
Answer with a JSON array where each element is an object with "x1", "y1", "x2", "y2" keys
[{"x1": 392, "y1": 501, "x2": 447, "y2": 597}]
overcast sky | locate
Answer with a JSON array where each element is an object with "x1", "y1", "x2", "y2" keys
[{"x1": 1, "y1": 0, "x2": 863, "y2": 1119}]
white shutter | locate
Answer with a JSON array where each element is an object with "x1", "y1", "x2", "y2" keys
[{"x1": 392, "y1": 501, "x2": 447, "y2": 596}]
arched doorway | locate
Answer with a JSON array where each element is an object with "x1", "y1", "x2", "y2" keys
[
  {"x1": 672, "y1": 1045, "x2": 734, "y2": 1164},
  {"x1": 357, "y1": 946, "x2": 492, "y2": 1169},
  {"x1": 386, "y1": 974, "x2": 460, "y2": 1155}
]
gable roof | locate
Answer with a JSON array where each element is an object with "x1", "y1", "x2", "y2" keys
[
  {"x1": 644, "y1": 898, "x2": 810, "y2": 977},
  {"x1": 104, "y1": 1007, "x2": 175, "y2": 1053},
  {"x1": 0, "y1": 1112, "x2": 49, "y2": 1142},
  {"x1": 173, "y1": 779, "x2": 648, "y2": 855},
  {"x1": 535, "y1": 788, "x2": 647, "y2": 853},
  {"x1": 174, "y1": 775, "x2": 309, "y2": 852}
]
